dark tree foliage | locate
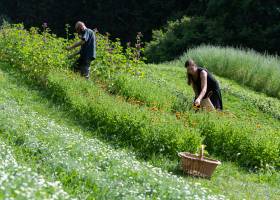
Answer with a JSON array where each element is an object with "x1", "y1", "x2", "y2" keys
[
  {"x1": 0, "y1": 0, "x2": 192, "y2": 42},
  {"x1": 203, "y1": 0, "x2": 280, "y2": 53},
  {"x1": 1, "y1": 0, "x2": 280, "y2": 59},
  {"x1": 145, "y1": 0, "x2": 280, "y2": 62}
]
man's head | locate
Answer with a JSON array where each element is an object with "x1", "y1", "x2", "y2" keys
[
  {"x1": 75, "y1": 21, "x2": 86, "y2": 34},
  {"x1": 185, "y1": 59, "x2": 197, "y2": 75}
]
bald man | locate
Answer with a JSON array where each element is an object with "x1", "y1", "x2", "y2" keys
[{"x1": 67, "y1": 21, "x2": 96, "y2": 79}]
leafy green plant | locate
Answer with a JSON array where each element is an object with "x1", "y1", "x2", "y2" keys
[
  {"x1": 0, "y1": 78, "x2": 220, "y2": 200},
  {"x1": 2, "y1": 63, "x2": 280, "y2": 199},
  {"x1": 46, "y1": 71, "x2": 202, "y2": 158},
  {"x1": 1, "y1": 23, "x2": 280, "y2": 170},
  {"x1": 0, "y1": 23, "x2": 145, "y2": 81},
  {"x1": 144, "y1": 16, "x2": 209, "y2": 63},
  {"x1": 96, "y1": 62, "x2": 280, "y2": 169}
]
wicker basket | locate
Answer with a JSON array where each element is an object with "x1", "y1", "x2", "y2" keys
[{"x1": 178, "y1": 146, "x2": 221, "y2": 178}]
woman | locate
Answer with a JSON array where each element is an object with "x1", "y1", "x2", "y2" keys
[{"x1": 185, "y1": 59, "x2": 223, "y2": 110}]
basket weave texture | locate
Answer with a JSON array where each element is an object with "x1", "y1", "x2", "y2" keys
[{"x1": 178, "y1": 152, "x2": 221, "y2": 178}]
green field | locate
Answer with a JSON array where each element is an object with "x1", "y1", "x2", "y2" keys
[{"x1": 0, "y1": 24, "x2": 279, "y2": 199}]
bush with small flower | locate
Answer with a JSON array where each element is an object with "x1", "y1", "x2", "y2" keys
[
  {"x1": 1, "y1": 23, "x2": 279, "y2": 171},
  {"x1": 99, "y1": 63, "x2": 280, "y2": 169},
  {"x1": 0, "y1": 23, "x2": 202, "y2": 159},
  {"x1": 0, "y1": 76, "x2": 224, "y2": 200},
  {"x1": 0, "y1": 23, "x2": 144, "y2": 81}
]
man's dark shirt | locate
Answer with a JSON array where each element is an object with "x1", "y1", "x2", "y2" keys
[{"x1": 80, "y1": 28, "x2": 96, "y2": 61}]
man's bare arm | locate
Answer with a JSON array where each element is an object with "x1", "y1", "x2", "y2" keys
[
  {"x1": 66, "y1": 40, "x2": 85, "y2": 51},
  {"x1": 68, "y1": 50, "x2": 80, "y2": 59}
]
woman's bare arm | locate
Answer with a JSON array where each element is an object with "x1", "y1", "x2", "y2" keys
[{"x1": 195, "y1": 70, "x2": 207, "y2": 105}]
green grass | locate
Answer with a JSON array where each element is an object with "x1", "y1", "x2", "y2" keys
[
  {"x1": 0, "y1": 140, "x2": 72, "y2": 200},
  {"x1": 46, "y1": 70, "x2": 202, "y2": 158},
  {"x1": 1, "y1": 24, "x2": 280, "y2": 199},
  {"x1": 219, "y1": 76, "x2": 280, "y2": 120},
  {"x1": 0, "y1": 23, "x2": 203, "y2": 158},
  {"x1": 107, "y1": 73, "x2": 178, "y2": 112},
  {"x1": 94, "y1": 63, "x2": 280, "y2": 169},
  {"x1": 175, "y1": 45, "x2": 280, "y2": 99},
  {"x1": 147, "y1": 64, "x2": 280, "y2": 130},
  {"x1": 3, "y1": 24, "x2": 279, "y2": 168},
  {"x1": 0, "y1": 61, "x2": 279, "y2": 200},
  {"x1": 147, "y1": 64, "x2": 280, "y2": 168},
  {"x1": 0, "y1": 65, "x2": 223, "y2": 200}
]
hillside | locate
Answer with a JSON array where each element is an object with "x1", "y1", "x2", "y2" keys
[{"x1": 0, "y1": 24, "x2": 279, "y2": 199}]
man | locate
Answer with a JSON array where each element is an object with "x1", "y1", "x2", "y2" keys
[
  {"x1": 67, "y1": 21, "x2": 96, "y2": 79},
  {"x1": 185, "y1": 59, "x2": 223, "y2": 110}
]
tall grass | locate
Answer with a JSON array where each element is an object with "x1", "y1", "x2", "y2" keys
[
  {"x1": 177, "y1": 45, "x2": 280, "y2": 99},
  {"x1": 0, "y1": 24, "x2": 202, "y2": 159},
  {"x1": 97, "y1": 64, "x2": 280, "y2": 169},
  {"x1": 107, "y1": 72, "x2": 192, "y2": 112},
  {"x1": 2, "y1": 65, "x2": 280, "y2": 200},
  {"x1": 0, "y1": 72, "x2": 222, "y2": 200},
  {"x1": 1, "y1": 24, "x2": 280, "y2": 169}
]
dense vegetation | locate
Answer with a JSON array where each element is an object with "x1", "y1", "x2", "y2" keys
[
  {"x1": 1, "y1": 24, "x2": 280, "y2": 169},
  {"x1": 0, "y1": 66, "x2": 223, "y2": 200},
  {"x1": 0, "y1": 23, "x2": 201, "y2": 159},
  {"x1": 177, "y1": 45, "x2": 280, "y2": 99},
  {"x1": 145, "y1": 1, "x2": 280, "y2": 62},
  {"x1": 0, "y1": 0, "x2": 193, "y2": 42},
  {"x1": 1, "y1": 0, "x2": 280, "y2": 58},
  {"x1": 104, "y1": 64, "x2": 280, "y2": 169},
  {"x1": 0, "y1": 23, "x2": 280, "y2": 199}
]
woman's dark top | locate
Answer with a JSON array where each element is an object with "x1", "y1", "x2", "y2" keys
[{"x1": 188, "y1": 67, "x2": 223, "y2": 110}]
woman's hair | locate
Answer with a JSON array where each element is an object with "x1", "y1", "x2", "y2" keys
[
  {"x1": 185, "y1": 59, "x2": 195, "y2": 85},
  {"x1": 185, "y1": 59, "x2": 195, "y2": 68},
  {"x1": 187, "y1": 73, "x2": 192, "y2": 85}
]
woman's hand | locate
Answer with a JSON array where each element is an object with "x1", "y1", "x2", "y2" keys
[{"x1": 194, "y1": 97, "x2": 201, "y2": 106}]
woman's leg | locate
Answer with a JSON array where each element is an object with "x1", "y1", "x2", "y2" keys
[{"x1": 209, "y1": 90, "x2": 223, "y2": 110}]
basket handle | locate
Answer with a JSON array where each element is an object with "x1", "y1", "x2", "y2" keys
[{"x1": 199, "y1": 145, "x2": 205, "y2": 160}]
